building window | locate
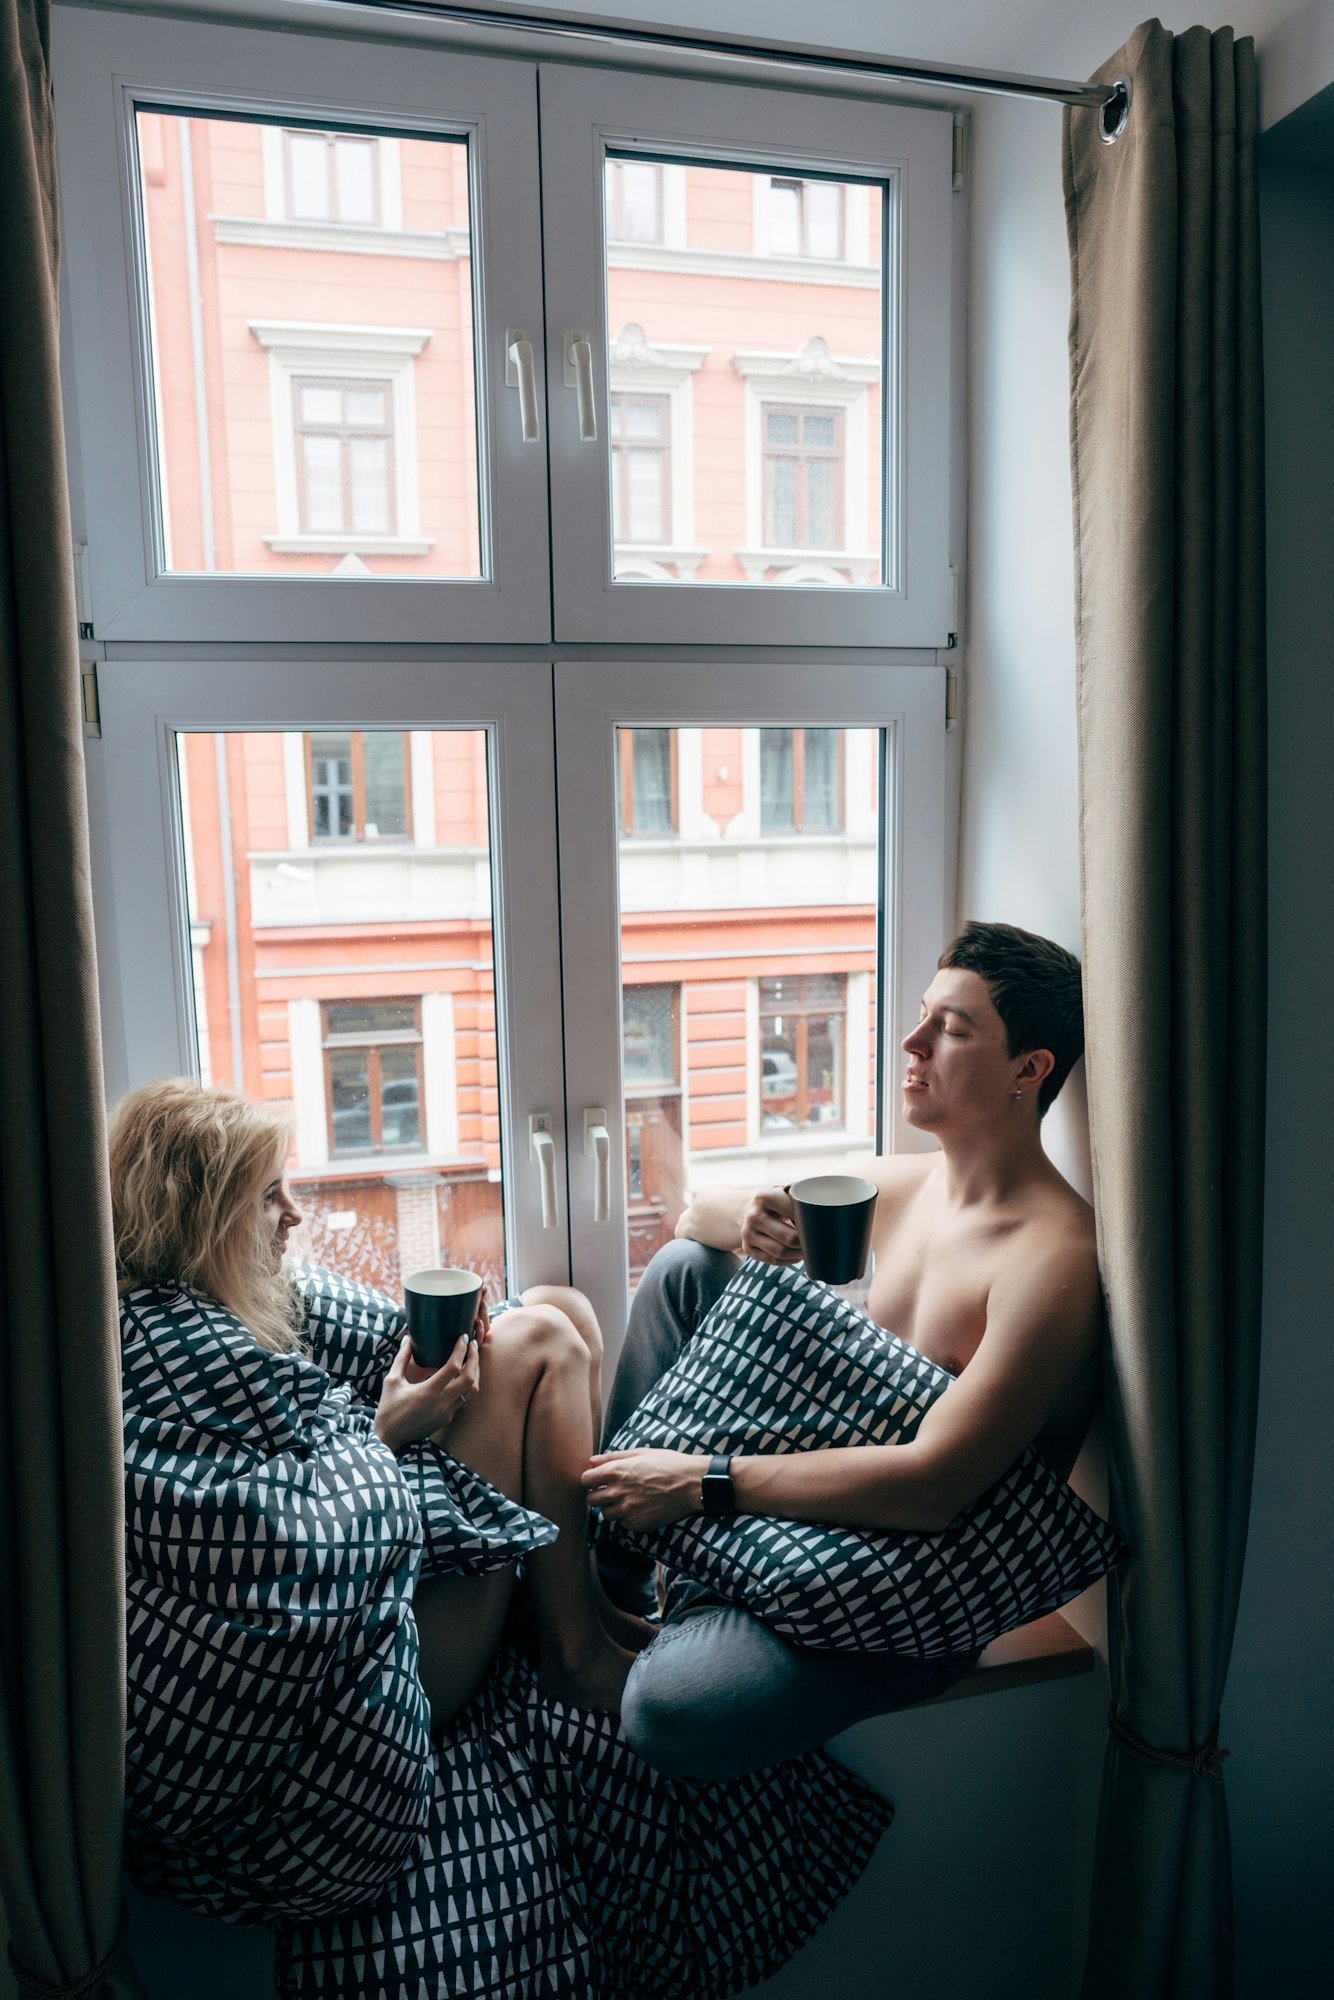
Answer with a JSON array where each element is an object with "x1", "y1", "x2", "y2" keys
[
  {"x1": 759, "y1": 729, "x2": 843, "y2": 833},
  {"x1": 322, "y1": 998, "x2": 424, "y2": 1155},
  {"x1": 285, "y1": 129, "x2": 380, "y2": 225},
  {"x1": 619, "y1": 729, "x2": 677, "y2": 835},
  {"x1": 759, "y1": 974, "x2": 846, "y2": 1130},
  {"x1": 294, "y1": 377, "x2": 396, "y2": 538},
  {"x1": 307, "y1": 730, "x2": 411, "y2": 840},
  {"x1": 605, "y1": 157, "x2": 664, "y2": 243},
  {"x1": 762, "y1": 404, "x2": 844, "y2": 548},
  {"x1": 767, "y1": 176, "x2": 844, "y2": 259},
  {"x1": 622, "y1": 984, "x2": 684, "y2": 1280},
  {"x1": 610, "y1": 393, "x2": 672, "y2": 544}
]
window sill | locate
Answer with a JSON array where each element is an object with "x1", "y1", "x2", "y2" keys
[
  {"x1": 902, "y1": 1611, "x2": 1096, "y2": 1711},
  {"x1": 264, "y1": 535, "x2": 435, "y2": 556}
]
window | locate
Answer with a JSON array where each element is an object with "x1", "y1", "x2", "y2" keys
[
  {"x1": 610, "y1": 393, "x2": 671, "y2": 544},
  {"x1": 605, "y1": 157, "x2": 664, "y2": 243},
  {"x1": 767, "y1": 177, "x2": 844, "y2": 260},
  {"x1": 284, "y1": 128, "x2": 380, "y2": 225},
  {"x1": 294, "y1": 378, "x2": 396, "y2": 537},
  {"x1": 619, "y1": 728, "x2": 677, "y2": 835},
  {"x1": 759, "y1": 729, "x2": 843, "y2": 833},
  {"x1": 763, "y1": 404, "x2": 844, "y2": 549},
  {"x1": 759, "y1": 974, "x2": 846, "y2": 1130},
  {"x1": 621, "y1": 984, "x2": 684, "y2": 1281},
  {"x1": 322, "y1": 999, "x2": 424, "y2": 1155},
  {"x1": 307, "y1": 730, "x2": 411, "y2": 840}
]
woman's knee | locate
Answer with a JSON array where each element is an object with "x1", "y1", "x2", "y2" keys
[
  {"x1": 519, "y1": 1284, "x2": 603, "y2": 1368},
  {"x1": 490, "y1": 1301, "x2": 587, "y2": 1375}
]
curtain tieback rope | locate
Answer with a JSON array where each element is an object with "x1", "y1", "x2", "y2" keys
[
  {"x1": 1106, "y1": 1701, "x2": 1230, "y2": 1781},
  {"x1": 7, "y1": 1905, "x2": 130, "y2": 2000}
]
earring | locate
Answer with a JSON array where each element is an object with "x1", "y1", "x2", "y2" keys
[{"x1": 1012, "y1": 1089, "x2": 1023, "y2": 1100}]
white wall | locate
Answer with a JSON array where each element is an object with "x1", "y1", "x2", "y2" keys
[{"x1": 961, "y1": 3, "x2": 1334, "y2": 1994}]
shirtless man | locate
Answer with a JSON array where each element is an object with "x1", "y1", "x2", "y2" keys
[{"x1": 586, "y1": 920, "x2": 1102, "y2": 1777}]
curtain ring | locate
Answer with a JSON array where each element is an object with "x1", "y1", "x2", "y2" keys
[
  {"x1": 7, "y1": 1905, "x2": 130, "y2": 2000},
  {"x1": 1099, "y1": 75, "x2": 1132, "y2": 145}
]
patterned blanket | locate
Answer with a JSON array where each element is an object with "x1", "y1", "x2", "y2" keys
[{"x1": 121, "y1": 1265, "x2": 889, "y2": 1998}]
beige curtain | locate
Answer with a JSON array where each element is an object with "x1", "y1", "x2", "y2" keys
[
  {"x1": 0, "y1": 2, "x2": 145, "y2": 1994},
  {"x1": 1064, "y1": 19, "x2": 1265, "y2": 1998}
]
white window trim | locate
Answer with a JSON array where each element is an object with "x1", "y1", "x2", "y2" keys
[
  {"x1": 421, "y1": 989, "x2": 459, "y2": 1157},
  {"x1": 751, "y1": 173, "x2": 873, "y2": 268},
  {"x1": 409, "y1": 731, "x2": 437, "y2": 846},
  {"x1": 249, "y1": 318, "x2": 434, "y2": 555},
  {"x1": 608, "y1": 323, "x2": 709, "y2": 578},
  {"x1": 289, "y1": 996, "x2": 328, "y2": 1169},
  {"x1": 846, "y1": 969, "x2": 872, "y2": 1141},
  {"x1": 675, "y1": 728, "x2": 709, "y2": 841},
  {"x1": 735, "y1": 340, "x2": 876, "y2": 583},
  {"x1": 605, "y1": 158, "x2": 687, "y2": 250},
  {"x1": 261, "y1": 125, "x2": 404, "y2": 230},
  {"x1": 283, "y1": 730, "x2": 310, "y2": 848}
]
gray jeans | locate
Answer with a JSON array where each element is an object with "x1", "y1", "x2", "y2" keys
[{"x1": 602, "y1": 1238, "x2": 981, "y2": 1779}]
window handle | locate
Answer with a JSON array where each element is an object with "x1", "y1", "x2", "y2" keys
[
  {"x1": 583, "y1": 1107, "x2": 611, "y2": 1223},
  {"x1": 529, "y1": 1114, "x2": 559, "y2": 1227},
  {"x1": 505, "y1": 330, "x2": 541, "y2": 443},
  {"x1": 563, "y1": 330, "x2": 598, "y2": 441}
]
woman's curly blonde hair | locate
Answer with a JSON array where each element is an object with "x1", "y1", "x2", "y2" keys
[{"x1": 109, "y1": 1077, "x2": 305, "y2": 1353}]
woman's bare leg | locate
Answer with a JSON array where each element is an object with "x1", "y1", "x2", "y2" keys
[
  {"x1": 413, "y1": 1568, "x2": 513, "y2": 1734},
  {"x1": 516, "y1": 1285, "x2": 655, "y2": 1654},
  {"x1": 437, "y1": 1304, "x2": 636, "y2": 1711}
]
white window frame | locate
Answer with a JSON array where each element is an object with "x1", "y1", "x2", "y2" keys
[
  {"x1": 540, "y1": 63, "x2": 954, "y2": 647},
  {"x1": 52, "y1": 9, "x2": 552, "y2": 644},
  {"x1": 252, "y1": 321, "x2": 431, "y2": 555}
]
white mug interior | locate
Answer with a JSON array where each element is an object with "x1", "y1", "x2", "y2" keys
[
  {"x1": 788, "y1": 1174, "x2": 877, "y2": 1207},
  {"x1": 404, "y1": 1267, "x2": 483, "y2": 1297}
]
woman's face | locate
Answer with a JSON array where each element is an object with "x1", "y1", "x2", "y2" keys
[{"x1": 262, "y1": 1170, "x2": 303, "y2": 1268}]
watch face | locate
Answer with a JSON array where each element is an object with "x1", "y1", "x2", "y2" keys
[{"x1": 702, "y1": 1470, "x2": 733, "y2": 1516}]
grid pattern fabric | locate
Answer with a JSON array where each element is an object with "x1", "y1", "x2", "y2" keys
[
  {"x1": 596, "y1": 1259, "x2": 1123, "y2": 1657},
  {"x1": 277, "y1": 1614, "x2": 890, "y2": 2000},
  {"x1": 121, "y1": 1265, "x2": 889, "y2": 1994}
]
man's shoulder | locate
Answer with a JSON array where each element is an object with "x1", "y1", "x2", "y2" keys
[{"x1": 867, "y1": 1149, "x2": 939, "y2": 1201}]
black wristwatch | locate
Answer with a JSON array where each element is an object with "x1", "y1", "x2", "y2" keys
[{"x1": 700, "y1": 1452, "x2": 736, "y2": 1517}]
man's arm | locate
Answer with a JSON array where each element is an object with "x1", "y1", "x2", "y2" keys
[
  {"x1": 729, "y1": 1237, "x2": 1102, "y2": 1531},
  {"x1": 586, "y1": 1234, "x2": 1102, "y2": 1535},
  {"x1": 675, "y1": 1184, "x2": 803, "y2": 1264}
]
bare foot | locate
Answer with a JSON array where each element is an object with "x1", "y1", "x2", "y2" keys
[
  {"x1": 596, "y1": 1587, "x2": 658, "y2": 1654},
  {"x1": 538, "y1": 1637, "x2": 637, "y2": 1715}
]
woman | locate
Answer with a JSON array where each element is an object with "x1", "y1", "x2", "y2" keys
[{"x1": 111, "y1": 1075, "x2": 644, "y2": 1726}]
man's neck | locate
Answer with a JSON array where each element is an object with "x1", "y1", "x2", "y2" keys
[{"x1": 933, "y1": 1121, "x2": 1054, "y2": 1211}]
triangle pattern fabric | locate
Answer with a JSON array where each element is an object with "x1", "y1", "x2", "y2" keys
[{"x1": 596, "y1": 1259, "x2": 1123, "y2": 1656}]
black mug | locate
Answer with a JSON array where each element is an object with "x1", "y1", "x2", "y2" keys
[
  {"x1": 404, "y1": 1267, "x2": 484, "y2": 1370},
  {"x1": 787, "y1": 1174, "x2": 877, "y2": 1285}
]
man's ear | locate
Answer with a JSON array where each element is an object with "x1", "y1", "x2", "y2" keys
[{"x1": 1015, "y1": 1047, "x2": 1056, "y2": 1093}]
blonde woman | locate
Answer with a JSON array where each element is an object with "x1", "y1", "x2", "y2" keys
[{"x1": 110, "y1": 1077, "x2": 643, "y2": 1727}]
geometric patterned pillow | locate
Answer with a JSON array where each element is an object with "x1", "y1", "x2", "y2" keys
[{"x1": 595, "y1": 1259, "x2": 1122, "y2": 1658}]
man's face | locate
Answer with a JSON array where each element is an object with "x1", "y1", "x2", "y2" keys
[{"x1": 899, "y1": 968, "x2": 1019, "y2": 1132}]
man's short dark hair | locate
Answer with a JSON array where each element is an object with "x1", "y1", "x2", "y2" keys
[{"x1": 938, "y1": 920, "x2": 1084, "y2": 1117}]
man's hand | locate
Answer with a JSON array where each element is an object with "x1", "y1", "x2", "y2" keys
[
  {"x1": 740, "y1": 1187, "x2": 802, "y2": 1266},
  {"x1": 373, "y1": 1332, "x2": 480, "y2": 1454},
  {"x1": 582, "y1": 1449, "x2": 709, "y2": 1530}
]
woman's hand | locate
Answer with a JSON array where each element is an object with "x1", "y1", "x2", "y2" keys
[
  {"x1": 740, "y1": 1186, "x2": 802, "y2": 1266},
  {"x1": 581, "y1": 1449, "x2": 710, "y2": 1530},
  {"x1": 373, "y1": 1332, "x2": 480, "y2": 1454}
]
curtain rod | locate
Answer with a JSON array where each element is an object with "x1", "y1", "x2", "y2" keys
[{"x1": 340, "y1": 0, "x2": 1133, "y2": 138}]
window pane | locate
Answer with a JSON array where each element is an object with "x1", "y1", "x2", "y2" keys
[
  {"x1": 630, "y1": 730, "x2": 674, "y2": 832},
  {"x1": 377, "y1": 1044, "x2": 422, "y2": 1148},
  {"x1": 176, "y1": 730, "x2": 508, "y2": 1301},
  {"x1": 605, "y1": 157, "x2": 884, "y2": 586},
  {"x1": 616, "y1": 159, "x2": 662, "y2": 243},
  {"x1": 348, "y1": 437, "x2": 391, "y2": 535},
  {"x1": 802, "y1": 730, "x2": 840, "y2": 830},
  {"x1": 329, "y1": 1047, "x2": 373, "y2": 1151},
  {"x1": 623, "y1": 400, "x2": 662, "y2": 440},
  {"x1": 617, "y1": 728, "x2": 880, "y2": 1287},
  {"x1": 302, "y1": 435, "x2": 343, "y2": 534},
  {"x1": 310, "y1": 731, "x2": 354, "y2": 838},
  {"x1": 362, "y1": 731, "x2": 408, "y2": 838},
  {"x1": 287, "y1": 133, "x2": 329, "y2": 220},
  {"x1": 760, "y1": 729, "x2": 794, "y2": 832},
  {"x1": 334, "y1": 138, "x2": 377, "y2": 224},
  {"x1": 623, "y1": 985, "x2": 677, "y2": 1087},
  {"x1": 626, "y1": 452, "x2": 664, "y2": 542},
  {"x1": 136, "y1": 111, "x2": 482, "y2": 578},
  {"x1": 806, "y1": 180, "x2": 842, "y2": 259}
]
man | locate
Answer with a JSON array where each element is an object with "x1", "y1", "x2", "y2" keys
[{"x1": 586, "y1": 920, "x2": 1103, "y2": 1777}]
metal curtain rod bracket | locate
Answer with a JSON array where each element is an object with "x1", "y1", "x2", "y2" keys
[{"x1": 334, "y1": 0, "x2": 1133, "y2": 132}]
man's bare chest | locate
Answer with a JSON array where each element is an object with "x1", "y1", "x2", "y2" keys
[{"x1": 864, "y1": 1232, "x2": 996, "y2": 1376}]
